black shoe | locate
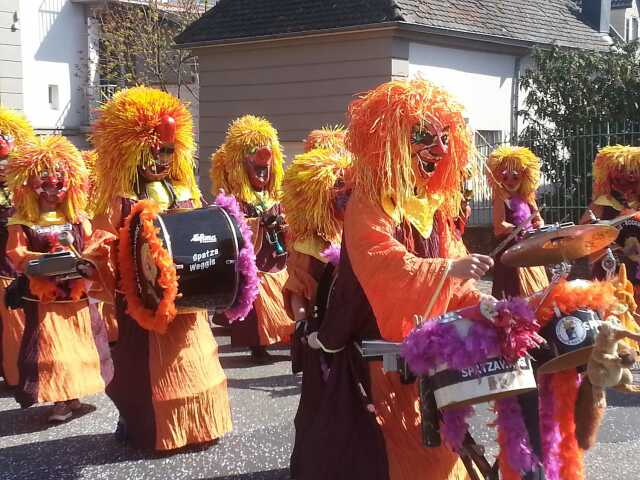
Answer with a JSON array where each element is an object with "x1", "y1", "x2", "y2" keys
[
  {"x1": 250, "y1": 346, "x2": 273, "y2": 364},
  {"x1": 114, "y1": 419, "x2": 128, "y2": 444}
]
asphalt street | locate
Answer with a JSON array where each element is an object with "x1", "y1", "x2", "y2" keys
[{"x1": 1, "y1": 280, "x2": 639, "y2": 479}]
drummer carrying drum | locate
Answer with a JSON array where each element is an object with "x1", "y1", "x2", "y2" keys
[
  {"x1": 298, "y1": 78, "x2": 499, "y2": 480},
  {"x1": 91, "y1": 86, "x2": 232, "y2": 451},
  {"x1": 487, "y1": 146, "x2": 549, "y2": 299}
]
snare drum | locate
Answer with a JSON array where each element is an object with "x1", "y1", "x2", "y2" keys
[
  {"x1": 425, "y1": 310, "x2": 537, "y2": 410},
  {"x1": 537, "y1": 309, "x2": 602, "y2": 374},
  {"x1": 127, "y1": 206, "x2": 244, "y2": 313}
]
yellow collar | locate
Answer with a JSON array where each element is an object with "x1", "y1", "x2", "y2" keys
[
  {"x1": 9, "y1": 211, "x2": 69, "y2": 227},
  {"x1": 381, "y1": 192, "x2": 443, "y2": 239},
  {"x1": 293, "y1": 236, "x2": 329, "y2": 263}
]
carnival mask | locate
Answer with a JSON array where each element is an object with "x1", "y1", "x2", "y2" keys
[
  {"x1": 28, "y1": 169, "x2": 69, "y2": 206},
  {"x1": 332, "y1": 174, "x2": 350, "y2": 221},
  {"x1": 0, "y1": 133, "x2": 14, "y2": 160},
  {"x1": 611, "y1": 172, "x2": 640, "y2": 201},
  {"x1": 139, "y1": 144, "x2": 174, "y2": 182},
  {"x1": 500, "y1": 170, "x2": 523, "y2": 193},
  {"x1": 410, "y1": 121, "x2": 450, "y2": 178},
  {"x1": 244, "y1": 145, "x2": 272, "y2": 191}
]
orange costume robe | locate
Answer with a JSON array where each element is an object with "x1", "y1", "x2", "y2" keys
[
  {"x1": 0, "y1": 200, "x2": 24, "y2": 387},
  {"x1": 228, "y1": 202, "x2": 294, "y2": 347},
  {"x1": 6, "y1": 215, "x2": 113, "y2": 406},
  {"x1": 93, "y1": 187, "x2": 232, "y2": 451},
  {"x1": 299, "y1": 192, "x2": 480, "y2": 480}
]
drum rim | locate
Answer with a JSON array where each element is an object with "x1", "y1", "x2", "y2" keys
[{"x1": 216, "y1": 205, "x2": 241, "y2": 310}]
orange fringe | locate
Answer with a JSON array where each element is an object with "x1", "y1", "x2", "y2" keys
[
  {"x1": 28, "y1": 277, "x2": 86, "y2": 303},
  {"x1": 29, "y1": 277, "x2": 59, "y2": 303},
  {"x1": 552, "y1": 370, "x2": 584, "y2": 480},
  {"x1": 535, "y1": 279, "x2": 617, "y2": 328},
  {"x1": 118, "y1": 200, "x2": 178, "y2": 334}
]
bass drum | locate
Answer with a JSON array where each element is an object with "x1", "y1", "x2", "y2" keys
[{"x1": 131, "y1": 206, "x2": 244, "y2": 313}]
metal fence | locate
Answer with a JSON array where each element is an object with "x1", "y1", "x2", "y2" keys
[{"x1": 468, "y1": 121, "x2": 640, "y2": 226}]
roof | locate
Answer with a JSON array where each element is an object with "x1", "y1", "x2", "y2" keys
[
  {"x1": 611, "y1": 0, "x2": 633, "y2": 8},
  {"x1": 176, "y1": 0, "x2": 612, "y2": 51}
]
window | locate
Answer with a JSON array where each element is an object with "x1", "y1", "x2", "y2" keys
[
  {"x1": 633, "y1": 18, "x2": 639, "y2": 40},
  {"x1": 48, "y1": 84, "x2": 59, "y2": 110},
  {"x1": 626, "y1": 18, "x2": 632, "y2": 42}
]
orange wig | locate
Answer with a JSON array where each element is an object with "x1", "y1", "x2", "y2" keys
[{"x1": 346, "y1": 78, "x2": 471, "y2": 217}]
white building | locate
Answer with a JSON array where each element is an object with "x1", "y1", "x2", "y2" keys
[{"x1": 0, "y1": 0, "x2": 202, "y2": 147}]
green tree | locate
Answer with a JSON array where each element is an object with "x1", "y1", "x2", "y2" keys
[
  {"x1": 518, "y1": 42, "x2": 640, "y2": 221},
  {"x1": 95, "y1": 0, "x2": 204, "y2": 100}
]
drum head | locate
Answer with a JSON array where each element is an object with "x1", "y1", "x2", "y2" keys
[{"x1": 537, "y1": 346, "x2": 594, "y2": 375}]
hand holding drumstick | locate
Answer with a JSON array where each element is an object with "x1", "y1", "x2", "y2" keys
[{"x1": 450, "y1": 254, "x2": 494, "y2": 280}]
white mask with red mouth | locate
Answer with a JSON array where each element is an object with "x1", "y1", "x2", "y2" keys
[
  {"x1": 28, "y1": 169, "x2": 69, "y2": 206},
  {"x1": 244, "y1": 145, "x2": 273, "y2": 191},
  {"x1": 410, "y1": 120, "x2": 450, "y2": 178}
]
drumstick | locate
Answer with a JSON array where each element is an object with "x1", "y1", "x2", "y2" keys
[
  {"x1": 489, "y1": 209, "x2": 541, "y2": 258},
  {"x1": 58, "y1": 231, "x2": 82, "y2": 258}
]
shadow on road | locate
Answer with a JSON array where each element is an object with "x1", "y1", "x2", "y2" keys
[
  {"x1": 0, "y1": 380, "x2": 16, "y2": 399},
  {"x1": 200, "y1": 468, "x2": 289, "y2": 480},
  {"x1": 227, "y1": 374, "x2": 301, "y2": 398},
  {"x1": 0, "y1": 403, "x2": 97, "y2": 438},
  {"x1": 220, "y1": 355, "x2": 291, "y2": 369}
]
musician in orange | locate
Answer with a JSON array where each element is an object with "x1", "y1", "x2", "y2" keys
[
  {"x1": 210, "y1": 115, "x2": 294, "y2": 363},
  {"x1": 91, "y1": 86, "x2": 232, "y2": 451},
  {"x1": 298, "y1": 79, "x2": 494, "y2": 480},
  {"x1": 582, "y1": 146, "x2": 640, "y2": 295},
  {"x1": 0, "y1": 106, "x2": 34, "y2": 389},
  {"x1": 5, "y1": 136, "x2": 112, "y2": 422},
  {"x1": 487, "y1": 146, "x2": 548, "y2": 298}
]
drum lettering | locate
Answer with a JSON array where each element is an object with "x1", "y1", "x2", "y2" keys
[
  {"x1": 189, "y1": 258, "x2": 217, "y2": 271},
  {"x1": 192, "y1": 249, "x2": 220, "y2": 262},
  {"x1": 190, "y1": 233, "x2": 218, "y2": 244}
]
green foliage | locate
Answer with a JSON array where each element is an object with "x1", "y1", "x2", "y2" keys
[
  {"x1": 517, "y1": 42, "x2": 640, "y2": 222},
  {"x1": 95, "y1": 0, "x2": 203, "y2": 99}
]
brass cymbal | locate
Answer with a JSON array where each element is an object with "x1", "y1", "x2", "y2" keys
[{"x1": 501, "y1": 224, "x2": 619, "y2": 267}]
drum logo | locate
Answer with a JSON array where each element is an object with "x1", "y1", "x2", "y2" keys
[
  {"x1": 556, "y1": 316, "x2": 587, "y2": 346},
  {"x1": 190, "y1": 233, "x2": 218, "y2": 244}
]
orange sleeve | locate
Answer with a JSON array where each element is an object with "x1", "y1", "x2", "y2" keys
[
  {"x1": 284, "y1": 250, "x2": 318, "y2": 301},
  {"x1": 344, "y1": 194, "x2": 457, "y2": 342},
  {"x1": 6, "y1": 225, "x2": 44, "y2": 272},
  {"x1": 91, "y1": 197, "x2": 123, "y2": 236}
]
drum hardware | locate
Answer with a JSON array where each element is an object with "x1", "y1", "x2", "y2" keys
[
  {"x1": 24, "y1": 232, "x2": 93, "y2": 281},
  {"x1": 360, "y1": 339, "x2": 502, "y2": 480},
  {"x1": 601, "y1": 248, "x2": 618, "y2": 280},
  {"x1": 262, "y1": 213, "x2": 287, "y2": 257}
]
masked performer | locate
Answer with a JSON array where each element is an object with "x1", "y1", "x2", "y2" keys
[
  {"x1": 211, "y1": 115, "x2": 294, "y2": 363},
  {"x1": 0, "y1": 107, "x2": 34, "y2": 389},
  {"x1": 296, "y1": 79, "x2": 494, "y2": 480},
  {"x1": 488, "y1": 146, "x2": 548, "y2": 298},
  {"x1": 5, "y1": 135, "x2": 112, "y2": 421},
  {"x1": 80, "y1": 149, "x2": 118, "y2": 345},
  {"x1": 283, "y1": 139, "x2": 351, "y2": 477},
  {"x1": 581, "y1": 146, "x2": 640, "y2": 295},
  {"x1": 91, "y1": 86, "x2": 232, "y2": 451},
  {"x1": 303, "y1": 125, "x2": 347, "y2": 153}
]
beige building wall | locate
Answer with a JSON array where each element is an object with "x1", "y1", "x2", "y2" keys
[
  {"x1": 195, "y1": 29, "x2": 397, "y2": 198},
  {"x1": 0, "y1": 0, "x2": 22, "y2": 110}
]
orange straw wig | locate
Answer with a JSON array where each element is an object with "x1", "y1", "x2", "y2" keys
[
  {"x1": 592, "y1": 145, "x2": 640, "y2": 199},
  {"x1": 282, "y1": 148, "x2": 351, "y2": 244},
  {"x1": 91, "y1": 86, "x2": 199, "y2": 215},
  {"x1": 303, "y1": 125, "x2": 346, "y2": 153},
  {"x1": 210, "y1": 115, "x2": 284, "y2": 204},
  {"x1": 487, "y1": 146, "x2": 541, "y2": 203},
  {"x1": 0, "y1": 105, "x2": 35, "y2": 147},
  {"x1": 346, "y1": 78, "x2": 471, "y2": 217},
  {"x1": 7, "y1": 136, "x2": 88, "y2": 224}
]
